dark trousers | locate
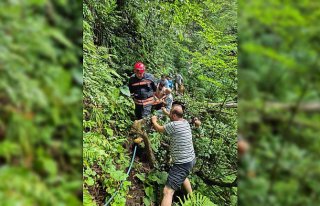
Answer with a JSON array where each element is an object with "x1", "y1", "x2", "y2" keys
[
  {"x1": 152, "y1": 102, "x2": 164, "y2": 111},
  {"x1": 135, "y1": 103, "x2": 152, "y2": 120}
]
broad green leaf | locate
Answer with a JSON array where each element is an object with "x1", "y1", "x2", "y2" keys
[
  {"x1": 120, "y1": 86, "x2": 131, "y2": 97},
  {"x1": 135, "y1": 173, "x2": 146, "y2": 182},
  {"x1": 86, "y1": 177, "x2": 95, "y2": 186}
]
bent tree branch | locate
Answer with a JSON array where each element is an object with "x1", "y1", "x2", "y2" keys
[
  {"x1": 195, "y1": 171, "x2": 237, "y2": 187},
  {"x1": 208, "y1": 102, "x2": 237, "y2": 108}
]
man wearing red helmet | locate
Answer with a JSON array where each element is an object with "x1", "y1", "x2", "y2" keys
[{"x1": 129, "y1": 62, "x2": 157, "y2": 120}]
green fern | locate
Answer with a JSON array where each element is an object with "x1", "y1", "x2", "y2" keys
[
  {"x1": 178, "y1": 193, "x2": 217, "y2": 206},
  {"x1": 83, "y1": 188, "x2": 97, "y2": 206},
  {"x1": 83, "y1": 133, "x2": 109, "y2": 159}
]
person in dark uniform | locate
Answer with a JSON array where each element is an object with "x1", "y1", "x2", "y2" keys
[{"x1": 128, "y1": 62, "x2": 157, "y2": 120}]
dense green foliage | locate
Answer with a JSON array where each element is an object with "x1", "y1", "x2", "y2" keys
[
  {"x1": 239, "y1": 0, "x2": 320, "y2": 205},
  {"x1": 178, "y1": 192, "x2": 217, "y2": 206},
  {"x1": 83, "y1": 0, "x2": 237, "y2": 205},
  {"x1": 0, "y1": 0, "x2": 82, "y2": 205}
]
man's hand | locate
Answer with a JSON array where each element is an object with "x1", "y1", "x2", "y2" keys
[
  {"x1": 194, "y1": 117, "x2": 201, "y2": 128},
  {"x1": 151, "y1": 116, "x2": 158, "y2": 123},
  {"x1": 151, "y1": 115, "x2": 165, "y2": 133}
]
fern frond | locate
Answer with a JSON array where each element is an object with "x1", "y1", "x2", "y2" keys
[
  {"x1": 178, "y1": 192, "x2": 217, "y2": 206},
  {"x1": 83, "y1": 188, "x2": 97, "y2": 206}
]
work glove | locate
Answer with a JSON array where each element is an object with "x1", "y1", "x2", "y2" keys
[{"x1": 133, "y1": 137, "x2": 143, "y2": 144}]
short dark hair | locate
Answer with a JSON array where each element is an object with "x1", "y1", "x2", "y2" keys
[
  {"x1": 172, "y1": 101, "x2": 185, "y2": 111},
  {"x1": 171, "y1": 107, "x2": 183, "y2": 118}
]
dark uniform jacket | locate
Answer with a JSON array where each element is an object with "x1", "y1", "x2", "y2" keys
[{"x1": 128, "y1": 73, "x2": 157, "y2": 102}]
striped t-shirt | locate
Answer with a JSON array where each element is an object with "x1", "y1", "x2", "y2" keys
[{"x1": 164, "y1": 120, "x2": 195, "y2": 164}]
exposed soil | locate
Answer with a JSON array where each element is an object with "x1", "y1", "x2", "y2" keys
[
  {"x1": 88, "y1": 164, "x2": 107, "y2": 206},
  {"x1": 89, "y1": 130, "x2": 188, "y2": 206},
  {"x1": 126, "y1": 144, "x2": 152, "y2": 206},
  {"x1": 126, "y1": 163, "x2": 147, "y2": 205}
]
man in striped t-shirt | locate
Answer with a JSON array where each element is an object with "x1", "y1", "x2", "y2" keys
[{"x1": 151, "y1": 105, "x2": 196, "y2": 206}]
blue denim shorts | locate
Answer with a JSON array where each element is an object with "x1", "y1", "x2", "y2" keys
[{"x1": 166, "y1": 158, "x2": 196, "y2": 191}]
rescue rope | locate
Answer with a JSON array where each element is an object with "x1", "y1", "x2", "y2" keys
[{"x1": 104, "y1": 144, "x2": 137, "y2": 206}]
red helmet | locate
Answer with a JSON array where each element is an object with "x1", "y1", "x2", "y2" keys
[{"x1": 134, "y1": 62, "x2": 145, "y2": 73}]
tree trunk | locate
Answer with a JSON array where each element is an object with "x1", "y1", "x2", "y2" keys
[{"x1": 131, "y1": 120, "x2": 156, "y2": 168}]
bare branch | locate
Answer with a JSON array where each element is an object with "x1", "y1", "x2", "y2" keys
[
  {"x1": 208, "y1": 102, "x2": 237, "y2": 108},
  {"x1": 195, "y1": 171, "x2": 237, "y2": 187},
  {"x1": 208, "y1": 101, "x2": 320, "y2": 112}
]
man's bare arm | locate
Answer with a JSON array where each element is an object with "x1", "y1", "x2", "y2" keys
[
  {"x1": 161, "y1": 107, "x2": 170, "y2": 117},
  {"x1": 151, "y1": 116, "x2": 165, "y2": 133}
]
